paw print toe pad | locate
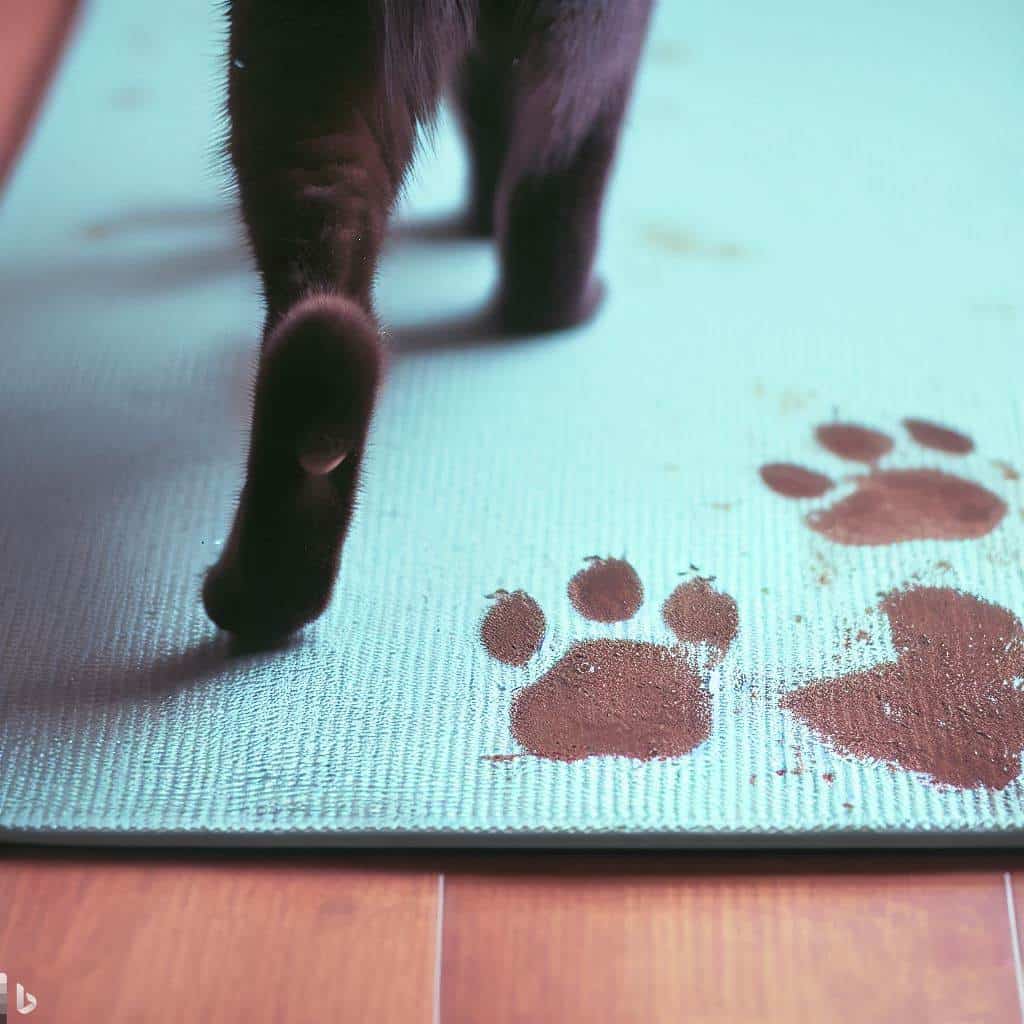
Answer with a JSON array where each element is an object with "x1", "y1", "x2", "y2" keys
[
  {"x1": 568, "y1": 556, "x2": 644, "y2": 622},
  {"x1": 481, "y1": 590, "x2": 546, "y2": 666}
]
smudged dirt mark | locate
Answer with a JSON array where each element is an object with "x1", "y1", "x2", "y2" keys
[
  {"x1": 760, "y1": 463, "x2": 833, "y2": 498},
  {"x1": 781, "y1": 587, "x2": 1024, "y2": 789},
  {"x1": 761, "y1": 418, "x2": 1007, "y2": 546},
  {"x1": 650, "y1": 40, "x2": 691, "y2": 65},
  {"x1": 662, "y1": 578, "x2": 739, "y2": 664},
  {"x1": 480, "y1": 590, "x2": 546, "y2": 666},
  {"x1": 510, "y1": 640, "x2": 711, "y2": 761},
  {"x1": 779, "y1": 390, "x2": 817, "y2": 415},
  {"x1": 812, "y1": 550, "x2": 836, "y2": 585},
  {"x1": 481, "y1": 754, "x2": 520, "y2": 763},
  {"x1": 807, "y1": 469, "x2": 1006, "y2": 545},
  {"x1": 903, "y1": 419, "x2": 974, "y2": 454},
  {"x1": 642, "y1": 225, "x2": 746, "y2": 262},
  {"x1": 815, "y1": 423, "x2": 893, "y2": 464},
  {"x1": 993, "y1": 460, "x2": 1020, "y2": 482},
  {"x1": 110, "y1": 85, "x2": 150, "y2": 109},
  {"x1": 970, "y1": 300, "x2": 1016, "y2": 321},
  {"x1": 568, "y1": 557, "x2": 643, "y2": 622}
]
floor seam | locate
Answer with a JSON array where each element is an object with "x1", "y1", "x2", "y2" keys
[
  {"x1": 1003, "y1": 872, "x2": 1024, "y2": 1024},
  {"x1": 432, "y1": 873, "x2": 446, "y2": 1024}
]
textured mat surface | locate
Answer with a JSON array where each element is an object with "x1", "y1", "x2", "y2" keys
[{"x1": 1, "y1": 0, "x2": 1023, "y2": 845}]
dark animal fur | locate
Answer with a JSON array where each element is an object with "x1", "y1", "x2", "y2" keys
[{"x1": 203, "y1": 0, "x2": 654, "y2": 637}]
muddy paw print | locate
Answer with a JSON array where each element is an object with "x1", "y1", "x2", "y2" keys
[
  {"x1": 782, "y1": 586, "x2": 1024, "y2": 789},
  {"x1": 760, "y1": 419, "x2": 1007, "y2": 544},
  {"x1": 480, "y1": 557, "x2": 738, "y2": 762}
]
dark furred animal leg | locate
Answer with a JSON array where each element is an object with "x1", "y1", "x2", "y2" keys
[
  {"x1": 453, "y1": 48, "x2": 511, "y2": 237},
  {"x1": 494, "y1": 0, "x2": 653, "y2": 333},
  {"x1": 202, "y1": 0, "x2": 653, "y2": 637},
  {"x1": 203, "y1": 1, "x2": 449, "y2": 638}
]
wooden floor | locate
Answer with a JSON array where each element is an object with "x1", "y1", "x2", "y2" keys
[
  {"x1": 2, "y1": 850, "x2": 1024, "y2": 1022},
  {"x1": 2, "y1": 4, "x2": 1024, "y2": 1022}
]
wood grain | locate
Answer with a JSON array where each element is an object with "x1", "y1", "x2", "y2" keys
[
  {"x1": 1007, "y1": 868, "x2": 1024, "y2": 1006},
  {"x1": 442, "y1": 860, "x2": 1019, "y2": 1024},
  {"x1": 0, "y1": 0, "x2": 79, "y2": 187},
  {"x1": 0, "y1": 853, "x2": 440, "y2": 1023}
]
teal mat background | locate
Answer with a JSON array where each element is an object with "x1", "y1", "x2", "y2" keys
[{"x1": 1, "y1": 0, "x2": 1023, "y2": 844}]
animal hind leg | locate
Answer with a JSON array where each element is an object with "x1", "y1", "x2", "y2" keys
[{"x1": 494, "y1": 0, "x2": 653, "y2": 333}]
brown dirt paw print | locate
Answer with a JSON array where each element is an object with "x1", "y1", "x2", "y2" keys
[
  {"x1": 759, "y1": 419, "x2": 1007, "y2": 545},
  {"x1": 480, "y1": 556, "x2": 739, "y2": 762},
  {"x1": 782, "y1": 586, "x2": 1024, "y2": 790}
]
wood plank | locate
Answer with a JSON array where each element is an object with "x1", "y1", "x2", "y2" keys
[
  {"x1": 0, "y1": 852, "x2": 439, "y2": 1023},
  {"x1": 442, "y1": 859, "x2": 1018, "y2": 1024},
  {"x1": 1006, "y1": 868, "x2": 1024, "y2": 1010},
  {"x1": 0, "y1": 0, "x2": 78, "y2": 187}
]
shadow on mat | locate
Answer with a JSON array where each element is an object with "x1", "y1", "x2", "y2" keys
[
  {"x1": 2, "y1": 631, "x2": 305, "y2": 714},
  {"x1": 1, "y1": 203, "x2": 576, "y2": 703},
  {"x1": 1, "y1": 201, "x2": 564, "y2": 356}
]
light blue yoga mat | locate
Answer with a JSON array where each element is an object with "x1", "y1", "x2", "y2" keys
[{"x1": 1, "y1": 0, "x2": 1023, "y2": 845}]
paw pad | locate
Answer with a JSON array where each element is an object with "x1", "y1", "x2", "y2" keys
[
  {"x1": 480, "y1": 557, "x2": 739, "y2": 762},
  {"x1": 760, "y1": 419, "x2": 1007, "y2": 545}
]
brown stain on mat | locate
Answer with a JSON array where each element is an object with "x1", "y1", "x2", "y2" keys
[
  {"x1": 760, "y1": 463, "x2": 833, "y2": 498},
  {"x1": 662, "y1": 578, "x2": 739, "y2": 665},
  {"x1": 109, "y1": 85, "x2": 149, "y2": 109},
  {"x1": 480, "y1": 590, "x2": 545, "y2": 666},
  {"x1": 649, "y1": 40, "x2": 691, "y2": 65},
  {"x1": 815, "y1": 423, "x2": 893, "y2": 464},
  {"x1": 510, "y1": 640, "x2": 711, "y2": 761},
  {"x1": 568, "y1": 556, "x2": 643, "y2": 622},
  {"x1": 642, "y1": 225, "x2": 746, "y2": 262},
  {"x1": 484, "y1": 559, "x2": 739, "y2": 763},
  {"x1": 782, "y1": 587, "x2": 1024, "y2": 790},
  {"x1": 993, "y1": 460, "x2": 1020, "y2": 482},
  {"x1": 970, "y1": 300, "x2": 1017, "y2": 322},
  {"x1": 902, "y1": 418, "x2": 974, "y2": 454},
  {"x1": 760, "y1": 419, "x2": 1007, "y2": 546}
]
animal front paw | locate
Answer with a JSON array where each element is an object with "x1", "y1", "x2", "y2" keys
[
  {"x1": 480, "y1": 556, "x2": 739, "y2": 762},
  {"x1": 759, "y1": 419, "x2": 1007, "y2": 545}
]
